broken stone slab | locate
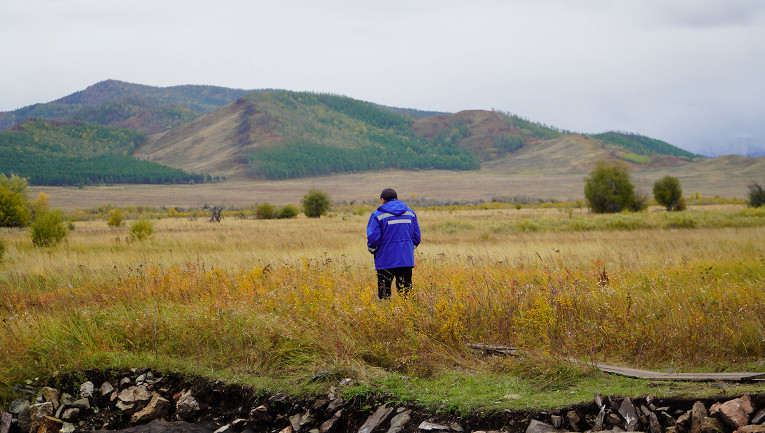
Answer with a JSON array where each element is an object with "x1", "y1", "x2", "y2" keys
[
  {"x1": 250, "y1": 405, "x2": 272, "y2": 422},
  {"x1": 80, "y1": 381, "x2": 95, "y2": 399},
  {"x1": 130, "y1": 393, "x2": 170, "y2": 424},
  {"x1": 319, "y1": 409, "x2": 343, "y2": 433},
  {"x1": 326, "y1": 397, "x2": 344, "y2": 415},
  {"x1": 737, "y1": 426, "x2": 765, "y2": 433},
  {"x1": 566, "y1": 410, "x2": 581, "y2": 431},
  {"x1": 8, "y1": 399, "x2": 29, "y2": 416},
  {"x1": 418, "y1": 421, "x2": 450, "y2": 431},
  {"x1": 358, "y1": 404, "x2": 394, "y2": 433},
  {"x1": 176, "y1": 390, "x2": 200, "y2": 420},
  {"x1": 619, "y1": 397, "x2": 640, "y2": 431},
  {"x1": 647, "y1": 411, "x2": 662, "y2": 433},
  {"x1": 61, "y1": 408, "x2": 80, "y2": 422},
  {"x1": 100, "y1": 381, "x2": 115, "y2": 397},
  {"x1": 60, "y1": 422, "x2": 75, "y2": 433},
  {"x1": 116, "y1": 385, "x2": 153, "y2": 414},
  {"x1": 40, "y1": 387, "x2": 61, "y2": 410},
  {"x1": 387, "y1": 410, "x2": 411, "y2": 433},
  {"x1": 525, "y1": 419, "x2": 566, "y2": 433},
  {"x1": 715, "y1": 395, "x2": 755, "y2": 430},
  {"x1": 1, "y1": 412, "x2": 11, "y2": 433},
  {"x1": 36, "y1": 416, "x2": 63, "y2": 433},
  {"x1": 29, "y1": 402, "x2": 54, "y2": 433},
  {"x1": 751, "y1": 408, "x2": 765, "y2": 425}
]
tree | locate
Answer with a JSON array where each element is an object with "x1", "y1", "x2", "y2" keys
[
  {"x1": 276, "y1": 204, "x2": 299, "y2": 219},
  {"x1": 653, "y1": 175, "x2": 686, "y2": 211},
  {"x1": 301, "y1": 189, "x2": 331, "y2": 218},
  {"x1": 584, "y1": 161, "x2": 646, "y2": 213},
  {"x1": 747, "y1": 181, "x2": 765, "y2": 208},
  {"x1": 0, "y1": 174, "x2": 31, "y2": 227},
  {"x1": 30, "y1": 208, "x2": 68, "y2": 247},
  {"x1": 255, "y1": 203, "x2": 276, "y2": 219}
]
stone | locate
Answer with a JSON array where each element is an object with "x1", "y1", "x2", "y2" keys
[
  {"x1": 319, "y1": 409, "x2": 343, "y2": 433},
  {"x1": 80, "y1": 381, "x2": 95, "y2": 399},
  {"x1": 17, "y1": 404, "x2": 31, "y2": 433},
  {"x1": 214, "y1": 424, "x2": 235, "y2": 433},
  {"x1": 40, "y1": 387, "x2": 61, "y2": 410},
  {"x1": 278, "y1": 426, "x2": 294, "y2": 433},
  {"x1": 100, "y1": 381, "x2": 115, "y2": 396},
  {"x1": 269, "y1": 392, "x2": 288, "y2": 402},
  {"x1": 116, "y1": 385, "x2": 153, "y2": 414},
  {"x1": 358, "y1": 404, "x2": 393, "y2": 433},
  {"x1": 691, "y1": 401, "x2": 710, "y2": 433},
  {"x1": 418, "y1": 421, "x2": 449, "y2": 431},
  {"x1": 566, "y1": 410, "x2": 581, "y2": 431},
  {"x1": 751, "y1": 408, "x2": 765, "y2": 425},
  {"x1": 525, "y1": 419, "x2": 564, "y2": 433},
  {"x1": 36, "y1": 416, "x2": 63, "y2": 433},
  {"x1": 250, "y1": 405, "x2": 272, "y2": 422},
  {"x1": 8, "y1": 399, "x2": 29, "y2": 415},
  {"x1": 717, "y1": 396, "x2": 755, "y2": 429},
  {"x1": 551, "y1": 415, "x2": 563, "y2": 428},
  {"x1": 290, "y1": 414, "x2": 303, "y2": 432},
  {"x1": 737, "y1": 426, "x2": 765, "y2": 433},
  {"x1": 387, "y1": 410, "x2": 411, "y2": 433},
  {"x1": 61, "y1": 408, "x2": 80, "y2": 422},
  {"x1": 60, "y1": 422, "x2": 76, "y2": 433},
  {"x1": 449, "y1": 422, "x2": 464, "y2": 432},
  {"x1": 120, "y1": 377, "x2": 132, "y2": 388},
  {"x1": 130, "y1": 393, "x2": 171, "y2": 424},
  {"x1": 648, "y1": 411, "x2": 662, "y2": 433},
  {"x1": 619, "y1": 398, "x2": 640, "y2": 431},
  {"x1": 176, "y1": 390, "x2": 200, "y2": 420},
  {"x1": 70, "y1": 398, "x2": 91, "y2": 410},
  {"x1": 326, "y1": 398, "x2": 344, "y2": 415},
  {"x1": 28, "y1": 402, "x2": 54, "y2": 433},
  {"x1": 1, "y1": 412, "x2": 11, "y2": 433}
]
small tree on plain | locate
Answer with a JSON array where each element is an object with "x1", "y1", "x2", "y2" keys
[
  {"x1": 747, "y1": 181, "x2": 765, "y2": 208},
  {"x1": 301, "y1": 189, "x2": 331, "y2": 218},
  {"x1": 653, "y1": 175, "x2": 686, "y2": 211},
  {"x1": 255, "y1": 203, "x2": 276, "y2": 219},
  {"x1": 584, "y1": 161, "x2": 646, "y2": 213},
  {"x1": 0, "y1": 174, "x2": 31, "y2": 228},
  {"x1": 276, "y1": 204, "x2": 299, "y2": 219},
  {"x1": 30, "y1": 208, "x2": 68, "y2": 247}
]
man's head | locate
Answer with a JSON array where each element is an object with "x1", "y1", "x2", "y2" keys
[{"x1": 380, "y1": 188, "x2": 397, "y2": 202}]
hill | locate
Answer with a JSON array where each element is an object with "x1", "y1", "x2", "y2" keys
[
  {"x1": 0, "y1": 119, "x2": 206, "y2": 185},
  {"x1": 0, "y1": 79, "x2": 253, "y2": 134}
]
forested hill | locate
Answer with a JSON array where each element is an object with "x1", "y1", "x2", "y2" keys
[
  {"x1": 0, "y1": 80, "x2": 254, "y2": 134},
  {"x1": 0, "y1": 119, "x2": 206, "y2": 186}
]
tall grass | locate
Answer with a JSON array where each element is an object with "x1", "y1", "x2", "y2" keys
[{"x1": 1, "y1": 206, "x2": 764, "y2": 405}]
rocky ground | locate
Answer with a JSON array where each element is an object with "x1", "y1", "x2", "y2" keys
[{"x1": 2, "y1": 369, "x2": 764, "y2": 433}]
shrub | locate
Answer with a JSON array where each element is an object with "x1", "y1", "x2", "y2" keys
[
  {"x1": 276, "y1": 204, "x2": 299, "y2": 219},
  {"x1": 129, "y1": 218, "x2": 154, "y2": 241},
  {"x1": 0, "y1": 237, "x2": 6, "y2": 262},
  {"x1": 0, "y1": 173, "x2": 31, "y2": 228},
  {"x1": 653, "y1": 176, "x2": 685, "y2": 211},
  {"x1": 107, "y1": 209, "x2": 125, "y2": 227},
  {"x1": 301, "y1": 189, "x2": 331, "y2": 218},
  {"x1": 584, "y1": 161, "x2": 646, "y2": 213},
  {"x1": 255, "y1": 203, "x2": 276, "y2": 219},
  {"x1": 747, "y1": 181, "x2": 765, "y2": 208},
  {"x1": 30, "y1": 209, "x2": 68, "y2": 247}
]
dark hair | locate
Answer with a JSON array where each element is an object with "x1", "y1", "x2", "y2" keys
[{"x1": 380, "y1": 188, "x2": 397, "y2": 201}]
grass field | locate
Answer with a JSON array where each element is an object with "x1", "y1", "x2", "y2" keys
[{"x1": 1, "y1": 204, "x2": 764, "y2": 411}]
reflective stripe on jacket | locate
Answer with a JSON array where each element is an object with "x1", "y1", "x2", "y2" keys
[{"x1": 366, "y1": 199, "x2": 421, "y2": 270}]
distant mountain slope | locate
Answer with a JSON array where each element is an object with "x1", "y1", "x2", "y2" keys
[
  {"x1": 0, "y1": 80, "x2": 252, "y2": 133},
  {"x1": 136, "y1": 91, "x2": 480, "y2": 179},
  {"x1": 0, "y1": 119, "x2": 205, "y2": 185}
]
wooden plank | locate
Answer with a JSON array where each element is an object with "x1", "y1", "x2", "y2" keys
[{"x1": 590, "y1": 363, "x2": 765, "y2": 382}]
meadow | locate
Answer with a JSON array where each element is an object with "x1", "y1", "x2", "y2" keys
[{"x1": 1, "y1": 203, "x2": 764, "y2": 411}]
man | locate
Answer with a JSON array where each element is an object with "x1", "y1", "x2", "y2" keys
[{"x1": 366, "y1": 188, "x2": 421, "y2": 299}]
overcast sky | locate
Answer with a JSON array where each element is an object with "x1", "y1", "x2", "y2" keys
[{"x1": 2, "y1": 0, "x2": 764, "y2": 156}]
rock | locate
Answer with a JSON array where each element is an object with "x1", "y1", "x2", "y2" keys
[
  {"x1": 418, "y1": 421, "x2": 449, "y2": 431},
  {"x1": 619, "y1": 398, "x2": 640, "y2": 431},
  {"x1": 250, "y1": 405, "x2": 272, "y2": 422},
  {"x1": 60, "y1": 422, "x2": 76, "y2": 433},
  {"x1": 61, "y1": 408, "x2": 80, "y2": 422},
  {"x1": 136, "y1": 374, "x2": 147, "y2": 385},
  {"x1": 326, "y1": 398, "x2": 344, "y2": 415},
  {"x1": 269, "y1": 392, "x2": 288, "y2": 402},
  {"x1": 213, "y1": 424, "x2": 235, "y2": 433},
  {"x1": 737, "y1": 426, "x2": 765, "y2": 433},
  {"x1": 648, "y1": 411, "x2": 662, "y2": 433},
  {"x1": 40, "y1": 387, "x2": 61, "y2": 410},
  {"x1": 1, "y1": 412, "x2": 12, "y2": 433},
  {"x1": 130, "y1": 393, "x2": 171, "y2": 424},
  {"x1": 70, "y1": 398, "x2": 91, "y2": 411},
  {"x1": 80, "y1": 381, "x2": 95, "y2": 399},
  {"x1": 525, "y1": 419, "x2": 564, "y2": 433},
  {"x1": 17, "y1": 404, "x2": 31, "y2": 433},
  {"x1": 290, "y1": 414, "x2": 303, "y2": 432},
  {"x1": 116, "y1": 385, "x2": 153, "y2": 414},
  {"x1": 278, "y1": 426, "x2": 294, "y2": 433},
  {"x1": 8, "y1": 399, "x2": 29, "y2": 415},
  {"x1": 387, "y1": 410, "x2": 411, "y2": 433},
  {"x1": 716, "y1": 396, "x2": 755, "y2": 429},
  {"x1": 319, "y1": 409, "x2": 343, "y2": 433},
  {"x1": 28, "y1": 402, "x2": 54, "y2": 433},
  {"x1": 449, "y1": 422, "x2": 464, "y2": 432},
  {"x1": 36, "y1": 416, "x2": 63, "y2": 433},
  {"x1": 120, "y1": 377, "x2": 132, "y2": 388},
  {"x1": 300, "y1": 411, "x2": 316, "y2": 429},
  {"x1": 751, "y1": 408, "x2": 765, "y2": 425},
  {"x1": 176, "y1": 390, "x2": 200, "y2": 420},
  {"x1": 566, "y1": 410, "x2": 581, "y2": 431},
  {"x1": 358, "y1": 404, "x2": 393, "y2": 433},
  {"x1": 551, "y1": 415, "x2": 563, "y2": 429},
  {"x1": 691, "y1": 401, "x2": 710, "y2": 433},
  {"x1": 100, "y1": 381, "x2": 115, "y2": 396}
]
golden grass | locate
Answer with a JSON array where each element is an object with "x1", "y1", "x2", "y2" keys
[{"x1": 1, "y1": 207, "x2": 764, "y2": 406}]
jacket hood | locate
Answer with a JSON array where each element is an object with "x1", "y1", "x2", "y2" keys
[{"x1": 378, "y1": 199, "x2": 408, "y2": 216}]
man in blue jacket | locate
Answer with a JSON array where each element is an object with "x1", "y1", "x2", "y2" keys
[{"x1": 367, "y1": 188, "x2": 421, "y2": 299}]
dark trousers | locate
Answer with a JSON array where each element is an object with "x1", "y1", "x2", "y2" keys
[{"x1": 377, "y1": 267, "x2": 413, "y2": 299}]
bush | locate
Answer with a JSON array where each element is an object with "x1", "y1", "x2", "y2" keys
[
  {"x1": 30, "y1": 209, "x2": 68, "y2": 247},
  {"x1": 653, "y1": 175, "x2": 686, "y2": 211},
  {"x1": 584, "y1": 161, "x2": 646, "y2": 213},
  {"x1": 255, "y1": 203, "x2": 276, "y2": 219},
  {"x1": 301, "y1": 189, "x2": 331, "y2": 218},
  {"x1": 129, "y1": 218, "x2": 154, "y2": 241},
  {"x1": 108, "y1": 209, "x2": 125, "y2": 227},
  {"x1": 0, "y1": 174, "x2": 31, "y2": 227},
  {"x1": 0, "y1": 237, "x2": 6, "y2": 262},
  {"x1": 747, "y1": 181, "x2": 765, "y2": 208},
  {"x1": 276, "y1": 204, "x2": 299, "y2": 219}
]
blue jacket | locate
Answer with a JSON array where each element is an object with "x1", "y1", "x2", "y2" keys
[{"x1": 367, "y1": 199, "x2": 421, "y2": 270}]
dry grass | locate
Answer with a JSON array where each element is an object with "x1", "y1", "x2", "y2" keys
[{"x1": 1, "y1": 206, "x2": 764, "y2": 407}]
